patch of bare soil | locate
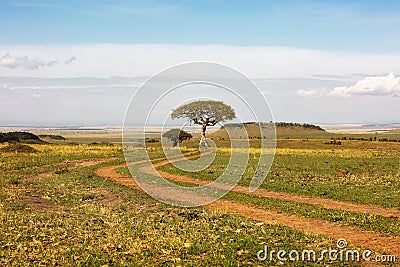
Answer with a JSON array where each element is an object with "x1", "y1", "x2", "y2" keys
[
  {"x1": 73, "y1": 158, "x2": 116, "y2": 168},
  {"x1": 21, "y1": 196, "x2": 62, "y2": 212},
  {"x1": 92, "y1": 188, "x2": 124, "y2": 206},
  {"x1": 24, "y1": 172, "x2": 53, "y2": 181},
  {"x1": 94, "y1": 163, "x2": 138, "y2": 188}
]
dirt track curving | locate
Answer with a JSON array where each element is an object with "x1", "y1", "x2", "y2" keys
[
  {"x1": 94, "y1": 157, "x2": 400, "y2": 260},
  {"x1": 155, "y1": 170, "x2": 400, "y2": 219},
  {"x1": 150, "y1": 156, "x2": 400, "y2": 219}
]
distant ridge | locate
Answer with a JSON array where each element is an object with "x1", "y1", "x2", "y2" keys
[
  {"x1": 0, "y1": 132, "x2": 46, "y2": 144},
  {"x1": 361, "y1": 123, "x2": 400, "y2": 129},
  {"x1": 222, "y1": 122, "x2": 323, "y2": 130},
  {"x1": 386, "y1": 128, "x2": 400, "y2": 134},
  {"x1": 211, "y1": 122, "x2": 329, "y2": 139}
]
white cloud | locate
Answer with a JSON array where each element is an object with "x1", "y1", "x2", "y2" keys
[
  {"x1": 1, "y1": 76, "x2": 143, "y2": 91},
  {"x1": 1, "y1": 44, "x2": 400, "y2": 79},
  {"x1": 295, "y1": 89, "x2": 322, "y2": 97},
  {"x1": 46, "y1": 61, "x2": 58, "y2": 67},
  {"x1": 65, "y1": 56, "x2": 76, "y2": 65},
  {"x1": 329, "y1": 73, "x2": 400, "y2": 97},
  {"x1": 0, "y1": 52, "x2": 58, "y2": 69}
]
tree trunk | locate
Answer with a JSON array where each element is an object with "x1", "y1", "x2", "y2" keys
[
  {"x1": 199, "y1": 124, "x2": 208, "y2": 146},
  {"x1": 172, "y1": 138, "x2": 178, "y2": 147}
]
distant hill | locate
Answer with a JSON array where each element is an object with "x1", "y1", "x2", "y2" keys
[
  {"x1": 361, "y1": 123, "x2": 400, "y2": 129},
  {"x1": 0, "y1": 132, "x2": 46, "y2": 144},
  {"x1": 385, "y1": 128, "x2": 400, "y2": 134},
  {"x1": 38, "y1": 134, "x2": 67, "y2": 141},
  {"x1": 210, "y1": 122, "x2": 330, "y2": 139}
]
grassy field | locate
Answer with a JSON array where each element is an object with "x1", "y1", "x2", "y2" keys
[
  {"x1": 1, "y1": 128, "x2": 399, "y2": 266},
  {"x1": 157, "y1": 139, "x2": 400, "y2": 208},
  {"x1": 0, "y1": 143, "x2": 342, "y2": 266}
]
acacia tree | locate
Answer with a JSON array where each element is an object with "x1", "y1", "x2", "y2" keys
[
  {"x1": 171, "y1": 100, "x2": 236, "y2": 146},
  {"x1": 162, "y1": 129, "x2": 192, "y2": 147}
]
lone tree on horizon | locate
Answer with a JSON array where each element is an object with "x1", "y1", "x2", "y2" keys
[
  {"x1": 162, "y1": 129, "x2": 192, "y2": 147},
  {"x1": 171, "y1": 100, "x2": 236, "y2": 146}
]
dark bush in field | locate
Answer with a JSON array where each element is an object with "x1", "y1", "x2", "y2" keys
[
  {"x1": 162, "y1": 129, "x2": 192, "y2": 147},
  {"x1": 0, "y1": 133, "x2": 6, "y2": 143},
  {"x1": 324, "y1": 139, "x2": 342, "y2": 145},
  {"x1": 145, "y1": 138, "x2": 160, "y2": 143}
]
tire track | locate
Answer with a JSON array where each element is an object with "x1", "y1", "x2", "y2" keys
[
  {"x1": 94, "y1": 156, "x2": 400, "y2": 260},
  {"x1": 151, "y1": 156, "x2": 400, "y2": 219}
]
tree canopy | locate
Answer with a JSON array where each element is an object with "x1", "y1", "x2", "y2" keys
[
  {"x1": 171, "y1": 100, "x2": 236, "y2": 146},
  {"x1": 171, "y1": 100, "x2": 236, "y2": 127},
  {"x1": 162, "y1": 129, "x2": 193, "y2": 147}
]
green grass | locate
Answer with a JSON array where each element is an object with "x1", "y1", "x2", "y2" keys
[
  {"x1": 118, "y1": 143, "x2": 400, "y2": 238},
  {"x1": 0, "y1": 152, "x2": 359, "y2": 266},
  {"x1": 0, "y1": 143, "x2": 122, "y2": 171},
  {"x1": 1, "y1": 138, "x2": 399, "y2": 266}
]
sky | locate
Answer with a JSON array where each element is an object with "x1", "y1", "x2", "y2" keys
[{"x1": 1, "y1": 0, "x2": 400, "y2": 126}]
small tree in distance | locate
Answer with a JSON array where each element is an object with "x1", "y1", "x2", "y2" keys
[
  {"x1": 162, "y1": 129, "x2": 192, "y2": 147},
  {"x1": 171, "y1": 100, "x2": 236, "y2": 146}
]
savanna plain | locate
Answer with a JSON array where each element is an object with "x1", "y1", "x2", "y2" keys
[{"x1": 0, "y1": 124, "x2": 399, "y2": 266}]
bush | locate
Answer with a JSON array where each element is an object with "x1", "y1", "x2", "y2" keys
[{"x1": 162, "y1": 129, "x2": 192, "y2": 147}]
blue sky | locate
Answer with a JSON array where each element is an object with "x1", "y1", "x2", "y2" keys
[
  {"x1": 2, "y1": 0, "x2": 400, "y2": 52},
  {"x1": 1, "y1": 0, "x2": 400, "y2": 126}
]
